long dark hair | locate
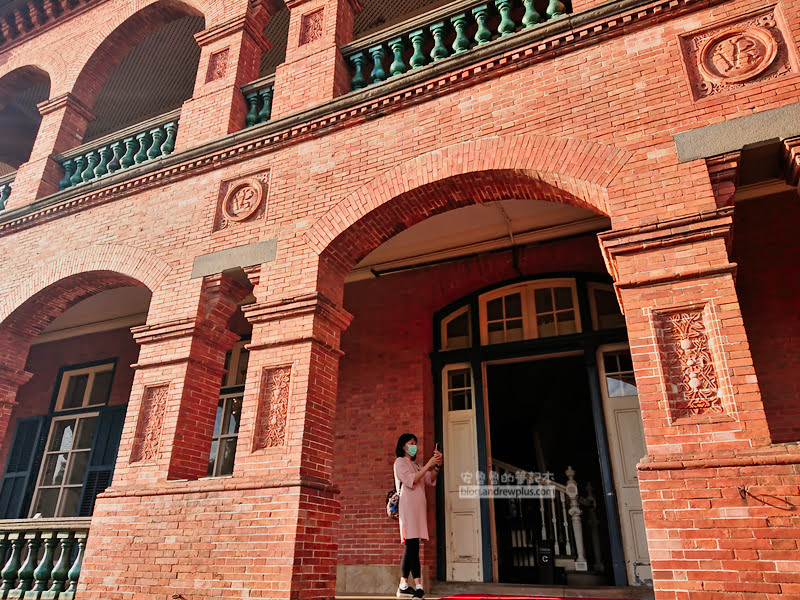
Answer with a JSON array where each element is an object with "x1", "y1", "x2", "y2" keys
[{"x1": 396, "y1": 433, "x2": 417, "y2": 458}]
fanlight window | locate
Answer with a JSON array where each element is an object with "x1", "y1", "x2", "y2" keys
[
  {"x1": 441, "y1": 306, "x2": 471, "y2": 350},
  {"x1": 588, "y1": 283, "x2": 625, "y2": 330},
  {"x1": 478, "y1": 280, "x2": 582, "y2": 345}
]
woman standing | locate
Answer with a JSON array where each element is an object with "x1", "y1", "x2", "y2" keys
[{"x1": 393, "y1": 433, "x2": 443, "y2": 598}]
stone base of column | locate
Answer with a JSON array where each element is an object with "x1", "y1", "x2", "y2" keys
[{"x1": 78, "y1": 479, "x2": 339, "y2": 600}]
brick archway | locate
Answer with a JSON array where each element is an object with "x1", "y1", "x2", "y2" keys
[
  {"x1": 305, "y1": 134, "x2": 630, "y2": 272},
  {"x1": 0, "y1": 243, "x2": 171, "y2": 340}
]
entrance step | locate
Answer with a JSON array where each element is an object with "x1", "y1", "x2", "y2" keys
[
  {"x1": 336, "y1": 585, "x2": 654, "y2": 600},
  {"x1": 430, "y1": 584, "x2": 654, "y2": 600}
]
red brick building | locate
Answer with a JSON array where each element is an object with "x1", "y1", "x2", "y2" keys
[{"x1": 0, "y1": 0, "x2": 798, "y2": 598}]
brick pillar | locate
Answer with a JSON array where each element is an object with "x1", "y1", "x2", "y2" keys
[
  {"x1": 174, "y1": 1, "x2": 275, "y2": 152},
  {"x1": 270, "y1": 0, "x2": 361, "y2": 119},
  {"x1": 599, "y1": 206, "x2": 790, "y2": 600},
  {"x1": 235, "y1": 285, "x2": 352, "y2": 599},
  {"x1": 0, "y1": 332, "x2": 32, "y2": 449},
  {"x1": 5, "y1": 93, "x2": 94, "y2": 209},
  {"x1": 109, "y1": 273, "x2": 250, "y2": 485}
]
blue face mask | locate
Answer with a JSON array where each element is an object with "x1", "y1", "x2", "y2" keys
[{"x1": 407, "y1": 444, "x2": 417, "y2": 457}]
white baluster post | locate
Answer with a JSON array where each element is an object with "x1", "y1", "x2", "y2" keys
[{"x1": 566, "y1": 466, "x2": 588, "y2": 571}]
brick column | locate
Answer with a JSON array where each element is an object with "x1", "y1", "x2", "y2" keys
[
  {"x1": 270, "y1": 0, "x2": 361, "y2": 119},
  {"x1": 0, "y1": 332, "x2": 32, "y2": 449},
  {"x1": 5, "y1": 93, "x2": 95, "y2": 209},
  {"x1": 235, "y1": 289, "x2": 352, "y2": 599},
  {"x1": 598, "y1": 206, "x2": 793, "y2": 600},
  {"x1": 110, "y1": 273, "x2": 250, "y2": 485},
  {"x1": 174, "y1": 1, "x2": 276, "y2": 152}
]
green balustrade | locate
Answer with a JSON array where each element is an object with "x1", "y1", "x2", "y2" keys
[
  {"x1": 0, "y1": 524, "x2": 89, "y2": 600},
  {"x1": 342, "y1": 0, "x2": 569, "y2": 91},
  {"x1": 0, "y1": 179, "x2": 12, "y2": 211},
  {"x1": 242, "y1": 79, "x2": 275, "y2": 129},
  {"x1": 55, "y1": 112, "x2": 181, "y2": 191}
]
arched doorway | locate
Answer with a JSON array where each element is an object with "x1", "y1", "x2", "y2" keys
[{"x1": 431, "y1": 274, "x2": 650, "y2": 587}]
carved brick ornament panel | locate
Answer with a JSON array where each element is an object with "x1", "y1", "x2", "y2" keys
[
  {"x1": 653, "y1": 306, "x2": 726, "y2": 421},
  {"x1": 680, "y1": 6, "x2": 796, "y2": 100},
  {"x1": 206, "y1": 48, "x2": 229, "y2": 83},
  {"x1": 300, "y1": 8, "x2": 324, "y2": 45},
  {"x1": 253, "y1": 366, "x2": 291, "y2": 450},
  {"x1": 213, "y1": 171, "x2": 269, "y2": 231},
  {"x1": 131, "y1": 385, "x2": 169, "y2": 462}
]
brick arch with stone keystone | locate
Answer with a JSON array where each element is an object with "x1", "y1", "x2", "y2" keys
[{"x1": 305, "y1": 134, "x2": 631, "y2": 281}]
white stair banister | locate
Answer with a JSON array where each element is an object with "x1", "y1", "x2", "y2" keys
[{"x1": 566, "y1": 466, "x2": 588, "y2": 571}]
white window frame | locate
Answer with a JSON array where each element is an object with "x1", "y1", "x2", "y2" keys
[
  {"x1": 54, "y1": 362, "x2": 115, "y2": 412},
  {"x1": 441, "y1": 305, "x2": 472, "y2": 350},
  {"x1": 443, "y1": 363, "x2": 475, "y2": 412},
  {"x1": 478, "y1": 279, "x2": 582, "y2": 345},
  {"x1": 29, "y1": 412, "x2": 100, "y2": 518}
]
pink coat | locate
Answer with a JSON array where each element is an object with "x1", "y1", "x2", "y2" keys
[{"x1": 394, "y1": 456, "x2": 438, "y2": 543}]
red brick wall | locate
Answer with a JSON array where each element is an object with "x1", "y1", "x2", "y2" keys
[
  {"x1": 732, "y1": 191, "x2": 800, "y2": 444},
  {"x1": 335, "y1": 234, "x2": 608, "y2": 570},
  {"x1": 0, "y1": 327, "x2": 139, "y2": 470}
]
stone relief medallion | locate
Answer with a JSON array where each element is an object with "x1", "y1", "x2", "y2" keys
[
  {"x1": 698, "y1": 26, "x2": 777, "y2": 84},
  {"x1": 680, "y1": 7, "x2": 796, "y2": 100},
  {"x1": 213, "y1": 171, "x2": 270, "y2": 232},
  {"x1": 222, "y1": 179, "x2": 264, "y2": 222}
]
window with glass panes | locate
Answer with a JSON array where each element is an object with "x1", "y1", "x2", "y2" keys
[
  {"x1": 207, "y1": 341, "x2": 249, "y2": 477},
  {"x1": 478, "y1": 280, "x2": 581, "y2": 345},
  {"x1": 602, "y1": 351, "x2": 637, "y2": 397},
  {"x1": 446, "y1": 367, "x2": 473, "y2": 411}
]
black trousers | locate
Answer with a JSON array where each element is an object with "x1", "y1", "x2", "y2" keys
[{"x1": 401, "y1": 538, "x2": 421, "y2": 579}]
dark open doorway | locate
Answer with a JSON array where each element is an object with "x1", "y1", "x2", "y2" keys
[{"x1": 486, "y1": 355, "x2": 611, "y2": 585}]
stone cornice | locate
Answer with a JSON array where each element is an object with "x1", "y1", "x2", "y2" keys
[
  {"x1": 37, "y1": 92, "x2": 96, "y2": 121},
  {"x1": 194, "y1": 14, "x2": 271, "y2": 52},
  {"x1": 0, "y1": 0, "x2": 722, "y2": 237}
]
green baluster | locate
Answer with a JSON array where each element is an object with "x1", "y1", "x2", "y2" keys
[
  {"x1": 107, "y1": 140, "x2": 124, "y2": 173},
  {"x1": 349, "y1": 52, "x2": 367, "y2": 90},
  {"x1": 256, "y1": 89, "x2": 273, "y2": 124},
  {"x1": 120, "y1": 137, "x2": 137, "y2": 169},
  {"x1": 368, "y1": 45, "x2": 386, "y2": 83},
  {"x1": 70, "y1": 156, "x2": 86, "y2": 186},
  {"x1": 0, "y1": 535, "x2": 10, "y2": 582},
  {"x1": 161, "y1": 122, "x2": 178, "y2": 155},
  {"x1": 65, "y1": 534, "x2": 86, "y2": 594},
  {"x1": 93, "y1": 146, "x2": 111, "y2": 178},
  {"x1": 497, "y1": 0, "x2": 516, "y2": 36},
  {"x1": 148, "y1": 127, "x2": 166, "y2": 160},
  {"x1": 1, "y1": 533, "x2": 24, "y2": 591},
  {"x1": 388, "y1": 37, "x2": 407, "y2": 77},
  {"x1": 409, "y1": 30, "x2": 426, "y2": 69},
  {"x1": 12, "y1": 533, "x2": 41, "y2": 593},
  {"x1": 450, "y1": 13, "x2": 471, "y2": 54},
  {"x1": 430, "y1": 22, "x2": 449, "y2": 61},
  {"x1": 244, "y1": 92, "x2": 259, "y2": 127},
  {"x1": 58, "y1": 159, "x2": 75, "y2": 190},
  {"x1": 522, "y1": 0, "x2": 541, "y2": 27},
  {"x1": 31, "y1": 532, "x2": 56, "y2": 593},
  {"x1": 546, "y1": 0, "x2": 566, "y2": 19},
  {"x1": 47, "y1": 533, "x2": 74, "y2": 594},
  {"x1": 472, "y1": 5, "x2": 492, "y2": 45},
  {"x1": 0, "y1": 184, "x2": 8, "y2": 210},
  {"x1": 134, "y1": 132, "x2": 150, "y2": 164},
  {"x1": 81, "y1": 150, "x2": 99, "y2": 183}
]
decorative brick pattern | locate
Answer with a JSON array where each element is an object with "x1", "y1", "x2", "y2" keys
[
  {"x1": 213, "y1": 171, "x2": 270, "y2": 232},
  {"x1": 205, "y1": 48, "x2": 229, "y2": 82},
  {"x1": 654, "y1": 306, "x2": 724, "y2": 421},
  {"x1": 131, "y1": 385, "x2": 169, "y2": 463},
  {"x1": 300, "y1": 8, "x2": 324, "y2": 45},
  {"x1": 253, "y1": 366, "x2": 291, "y2": 449},
  {"x1": 680, "y1": 6, "x2": 797, "y2": 100}
]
